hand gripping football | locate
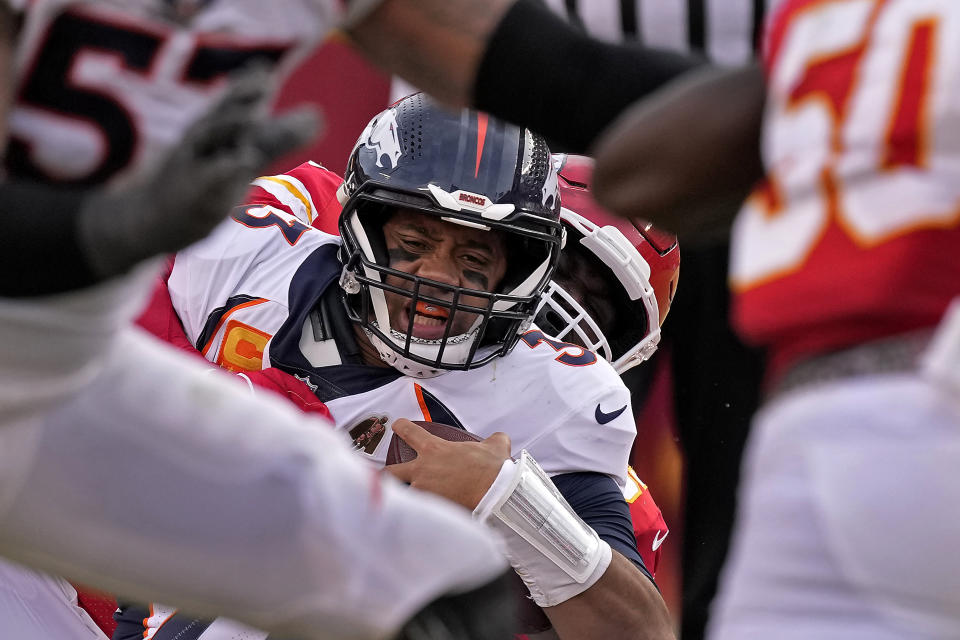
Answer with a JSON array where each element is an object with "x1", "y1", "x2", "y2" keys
[
  {"x1": 384, "y1": 420, "x2": 554, "y2": 634},
  {"x1": 385, "y1": 420, "x2": 482, "y2": 465}
]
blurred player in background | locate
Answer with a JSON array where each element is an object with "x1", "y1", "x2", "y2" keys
[
  {"x1": 146, "y1": 95, "x2": 673, "y2": 640},
  {"x1": 593, "y1": 0, "x2": 960, "y2": 637}
]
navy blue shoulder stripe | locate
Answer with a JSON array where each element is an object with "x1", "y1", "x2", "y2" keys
[
  {"x1": 418, "y1": 386, "x2": 466, "y2": 430},
  {"x1": 268, "y1": 243, "x2": 403, "y2": 401},
  {"x1": 195, "y1": 294, "x2": 263, "y2": 352}
]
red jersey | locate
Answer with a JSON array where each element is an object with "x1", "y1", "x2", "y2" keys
[{"x1": 730, "y1": 0, "x2": 960, "y2": 378}]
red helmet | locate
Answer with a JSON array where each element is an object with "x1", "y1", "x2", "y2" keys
[{"x1": 535, "y1": 154, "x2": 680, "y2": 373}]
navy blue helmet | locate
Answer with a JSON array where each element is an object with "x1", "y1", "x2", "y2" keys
[{"x1": 338, "y1": 93, "x2": 564, "y2": 377}]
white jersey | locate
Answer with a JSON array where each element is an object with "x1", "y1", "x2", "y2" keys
[
  {"x1": 170, "y1": 204, "x2": 637, "y2": 486},
  {"x1": 1, "y1": 0, "x2": 368, "y2": 187}
]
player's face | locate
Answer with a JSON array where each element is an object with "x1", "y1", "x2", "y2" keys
[
  {"x1": 553, "y1": 249, "x2": 617, "y2": 346},
  {"x1": 382, "y1": 209, "x2": 508, "y2": 340}
]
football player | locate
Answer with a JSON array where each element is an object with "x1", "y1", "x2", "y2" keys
[
  {"x1": 537, "y1": 154, "x2": 680, "y2": 377},
  {"x1": 0, "y1": 0, "x2": 702, "y2": 637},
  {"x1": 132, "y1": 155, "x2": 675, "y2": 589},
  {"x1": 592, "y1": 0, "x2": 960, "y2": 638},
  {"x1": 235, "y1": 153, "x2": 679, "y2": 580},
  {"x1": 152, "y1": 94, "x2": 673, "y2": 640}
]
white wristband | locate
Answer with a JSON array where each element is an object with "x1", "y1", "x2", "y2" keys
[{"x1": 473, "y1": 451, "x2": 612, "y2": 607}]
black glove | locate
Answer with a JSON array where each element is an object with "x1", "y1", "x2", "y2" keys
[
  {"x1": 77, "y1": 64, "x2": 318, "y2": 279},
  {"x1": 397, "y1": 570, "x2": 518, "y2": 640}
]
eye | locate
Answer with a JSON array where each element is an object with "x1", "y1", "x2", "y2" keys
[
  {"x1": 401, "y1": 238, "x2": 429, "y2": 251},
  {"x1": 461, "y1": 253, "x2": 490, "y2": 268}
]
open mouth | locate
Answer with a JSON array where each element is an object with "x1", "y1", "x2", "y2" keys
[{"x1": 405, "y1": 301, "x2": 451, "y2": 339}]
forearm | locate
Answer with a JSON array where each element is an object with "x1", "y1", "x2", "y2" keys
[
  {"x1": 473, "y1": 0, "x2": 703, "y2": 152},
  {"x1": 545, "y1": 552, "x2": 674, "y2": 640},
  {"x1": 351, "y1": 0, "x2": 702, "y2": 152},
  {"x1": 592, "y1": 64, "x2": 766, "y2": 241}
]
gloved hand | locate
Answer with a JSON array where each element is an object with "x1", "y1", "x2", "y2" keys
[
  {"x1": 397, "y1": 570, "x2": 517, "y2": 640},
  {"x1": 78, "y1": 64, "x2": 318, "y2": 278}
]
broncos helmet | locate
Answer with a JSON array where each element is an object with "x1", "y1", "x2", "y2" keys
[
  {"x1": 337, "y1": 94, "x2": 564, "y2": 378},
  {"x1": 536, "y1": 154, "x2": 680, "y2": 374}
]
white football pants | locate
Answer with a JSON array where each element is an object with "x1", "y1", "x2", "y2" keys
[{"x1": 709, "y1": 338, "x2": 960, "y2": 639}]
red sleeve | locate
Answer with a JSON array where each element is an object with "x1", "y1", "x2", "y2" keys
[
  {"x1": 134, "y1": 260, "x2": 333, "y2": 423},
  {"x1": 73, "y1": 586, "x2": 118, "y2": 639},
  {"x1": 629, "y1": 487, "x2": 669, "y2": 578},
  {"x1": 134, "y1": 258, "x2": 208, "y2": 360},
  {"x1": 245, "y1": 161, "x2": 344, "y2": 235},
  {"x1": 239, "y1": 368, "x2": 333, "y2": 422}
]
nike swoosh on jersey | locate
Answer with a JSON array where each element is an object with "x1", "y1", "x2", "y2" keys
[
  {"x1": 652, "y1": 529, "x2": 669, "y2": 551},
  {"x1": 595, "y1": 404, "x2": 628, "y2": 424}
]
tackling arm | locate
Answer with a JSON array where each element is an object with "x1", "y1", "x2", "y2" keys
[
  {"x1": 349, "y1": 0, "x2": 702, "y2": 152},
  {"x1": 592, "y1": 64, "x2": 767, "y2": 240}
]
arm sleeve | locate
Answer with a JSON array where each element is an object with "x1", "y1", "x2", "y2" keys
[
  {"x1": 552, "y1": 472, "x2": 655, "y2": 585},
  {"x1": 473, "y1": 0, "x2": 705, "y2": 153}
]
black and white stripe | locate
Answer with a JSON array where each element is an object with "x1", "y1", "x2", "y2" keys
[
  {"x1": 538, "y1": 0, "x2": 782, "y2": 64},
  {"x1": 391, "y1": 0, "x2": 781, "y2": 103}
]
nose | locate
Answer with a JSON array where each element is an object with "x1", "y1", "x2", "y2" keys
[{"x1": 414, "y1": 251, "x2": 460, "y2": 288}]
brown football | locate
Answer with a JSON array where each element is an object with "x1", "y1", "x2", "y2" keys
[
  {"x1": 384, "y1": 420, "x2": 482, "y2": 465},
  {"x1": 384, "y1": 420, "x2": 553, "y2": 634}
]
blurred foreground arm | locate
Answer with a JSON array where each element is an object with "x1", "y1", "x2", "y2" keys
[
  {"x1": 1, "y1": 67, "x2": 315, "y2": 297},
  {"x1": 0, "y1": 330, "x2": 513, "y2": 640},
  {"x1": 350, "y1": 0, "x2": 701, "y2": 152},
  {"x1": 592, "y1": 65, "x2": 767, "y2": 243}
]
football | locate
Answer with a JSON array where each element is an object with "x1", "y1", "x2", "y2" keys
[{"x1": 384, "y1": 420, "x2": 482, "y2": 465}]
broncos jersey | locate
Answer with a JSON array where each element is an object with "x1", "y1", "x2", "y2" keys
[
  {"x1": 730, "y1": 0, "x2": 960, "y2": 377},
  {"x1": 1, "y1": 0, "x2": 373, "y2": 187},
  {"x1": 170, "y1": 200, "x2": 637, "y2": 485}
]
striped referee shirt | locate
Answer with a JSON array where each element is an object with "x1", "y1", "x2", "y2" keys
[
  {"x1": 390, "y1": 0, "x2": 782, "y2": 105},
  {"x1": 538, "y1": 0, "x2": 783, "y2": 64}
]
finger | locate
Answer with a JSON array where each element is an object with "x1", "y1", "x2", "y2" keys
[
  {"x1": 211, "y1": 62, "x2": 274, "y2": 115},
  {"x1": 482, "y1": 432, "x2": 512, "y2": 458},
  {"x1": 383, "y1": 460, "x2": 416, "y2": 483},
  {"x1": 390, "y1": 419, "x2": 441, "y2": 453},
  {"x1": 181, "y1": 67, "x2": 275, "y2": 157}
]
